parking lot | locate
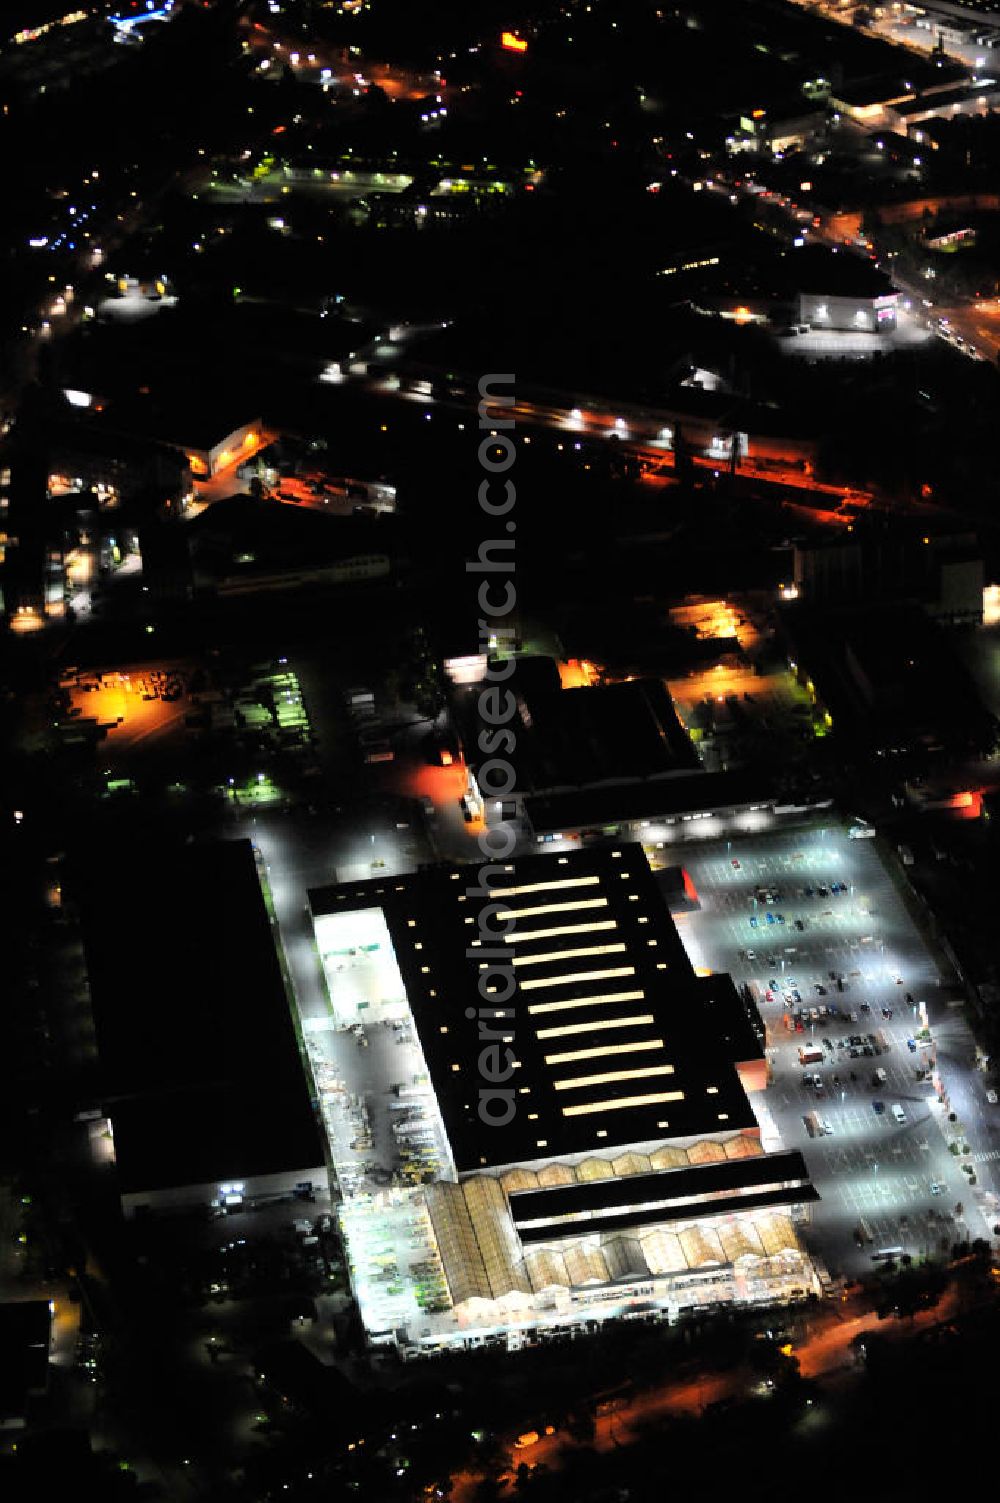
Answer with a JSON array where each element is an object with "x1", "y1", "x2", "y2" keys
[
  {"x1": 672, "y1": 823, "x2": 998, "y2": 1276},
  {"x1": 775, "y1": 316, "x2": 931, "y2": 361},
  {"x1": 246, "y1": 796, "x2": 1000, "y2": 1310},
  {"x1": 60, "y1": 663, "x2": 190, "y2": 756}
]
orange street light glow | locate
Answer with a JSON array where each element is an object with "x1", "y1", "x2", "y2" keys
[{"x1": 502, "y1": 30, "x2": 528, "y2": 51}]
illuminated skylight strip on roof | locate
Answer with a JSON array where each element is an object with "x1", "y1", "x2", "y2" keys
[
  {"x1": 536, "y1": 1014, "x2": 655, "y2": 1040},
  {"x1": 491, "y1": 876, "x2": 601, "y2": 897},
  {"x1": 553, "y1": 1064, "x2": 676, "y2": 1092},
  {"x1": 508, "y1": 921, "x2": 617, "y2": 944},
  {"x1": 544, "y1": 1039, "x2": 665, "y2": 1065},
  {"x1": 562, "y1": 1090, "x2": 685, "y2": 1116},
  {"x1": 512, "y1": 943, "x2": 627, "y2": 969},
  {"x1": 519, "y1": 966, "x2": 635, "y2": 992},
  {"x1": 502, "y1": 899, "x2": 608, "y2": 920},
  {"x1": 527, "y1": 990, "x2": 645, "y2": 1016}
]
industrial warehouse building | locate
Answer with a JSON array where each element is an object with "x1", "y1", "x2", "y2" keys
[
  {"x1": 779, "y1": 601, "x2": 998, "y2": 760},
  {"x1": 519, "y1": 760, "x2": 836, "y2": 862},
  {"x1": 77, "y1": 839, "x2": 328, "y2": 1218},
  {"x1": 310, "y1": 845, "x2": 819, "y2": 1347},
  {"x1": 794, "y1": 247, "x2": 900, "y2": 334},
  {"x1": 175, "y1": 416, "x2": 265, "y2": 479},
  {"x1": 457, "y1": 663, "x2": 701, "y2": 800}
]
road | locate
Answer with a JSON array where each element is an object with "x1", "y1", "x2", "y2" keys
[
  {"x1": 448, "y1": 1273, "x2": 972, "y2": 1500},
  {"x1": 241, "y1": 18, "x2": 451, "y2": 103},
  {"x1": 923, "y1": 296, "x2": 1000, "y2": 363},
  {"x1": 356, "y1": 376, "x2": 872, "y2": 522},
  {"x1": 201, "y1": 167, "x2": 414, "y2": 207},
  {"x1": 701, "y1": 159, "x2": 999, "y2": 367}
]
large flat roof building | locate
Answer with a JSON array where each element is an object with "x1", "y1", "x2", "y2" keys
[
  {"x1": 780, "y1": 602, "x2": 998, "y2": 759},
  {"x1": 523, "y1": 767, "x2": 777, "y2": 842},
  {"x1": 0, "y1": 1302, "x2": 50, "y2": 1432},
  {"x1": 310, "y1": 846, "x2": 818, "y2": 1345},
  {"x1": 311, "y1": 845, "x2": 765, "y2": 1174},
  {"x1": 793, "y1": 246, "x2": 900, "y2": 334},
  {"x1": 77, "y1": 839, "x2": 327, "y2": 1217},
  {"x1": 457, "y1": 667, "x2": 700, "y2": 803}
]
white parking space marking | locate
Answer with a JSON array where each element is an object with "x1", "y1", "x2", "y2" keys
[{"x1": 673, "y1": 820, "x2": 994, "y2": 1272}]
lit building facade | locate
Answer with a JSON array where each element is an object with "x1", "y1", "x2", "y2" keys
[{"x1": 309, "y1": 846, "x2": 819, "y2": 1351}]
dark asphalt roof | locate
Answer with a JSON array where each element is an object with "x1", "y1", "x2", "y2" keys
[
  {"x1": 793, "y1": 246, "x2": 896, "y2": 299},
  {"x1": 894, "y1": 81, "x2": 1000, "y2": 115},
  {"x1": 76, "y1": 838, "x2": 324, "y2": 1197},
  {"x1": 309, "y1": 844, "x2": 764, "y2": 1173},
  {"x1": 524, "y1": 767, "x2": 773, "y2": 836},
  {"x1": 475, "y1": 675, "x2": 701, "y2": 795},
  {"x1": 515, "y1": 1182, "x2": 820, "y2": 1242},
  {"x1": 509, "y1": 1148, "x2": 811, "y2": 1226},
  {"x1": 0, "y1": 1302, "x2": 50, "y2": 1419},
  {"x1": 781, "y1": 602, "x2": 997, "y2": 752}
]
